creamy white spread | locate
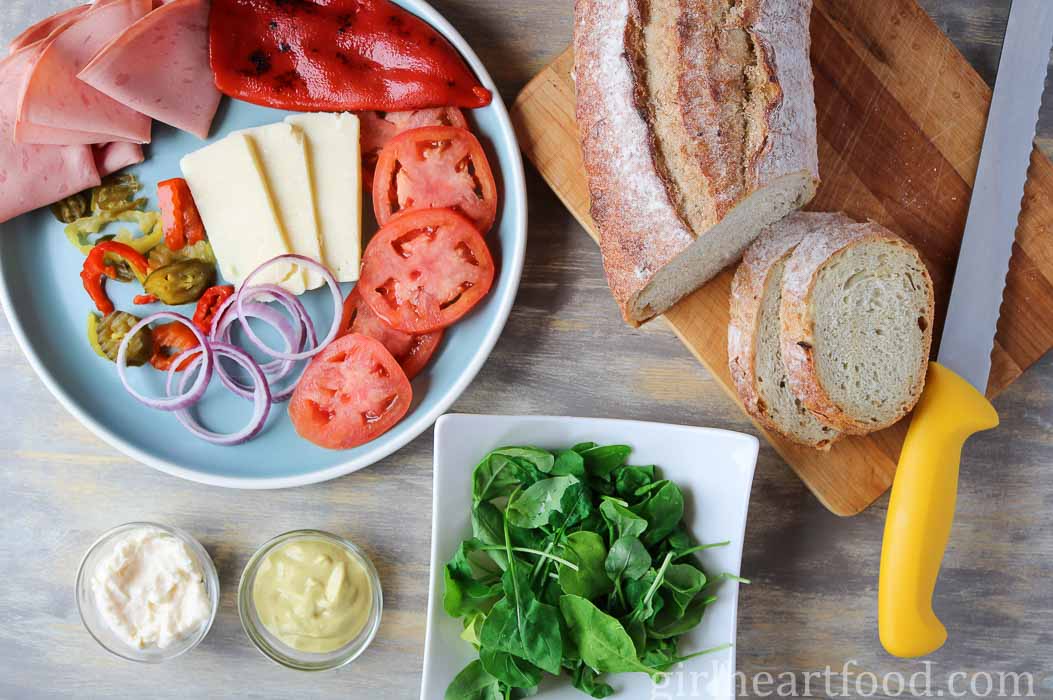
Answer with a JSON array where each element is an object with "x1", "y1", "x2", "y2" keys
[{"x1": 91, "y1": 527, "x2": 210, "y2": 650}]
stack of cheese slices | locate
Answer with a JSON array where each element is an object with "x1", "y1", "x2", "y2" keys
[{"x1": 180, "y1": 113, "x2": 363, "y2": 295}]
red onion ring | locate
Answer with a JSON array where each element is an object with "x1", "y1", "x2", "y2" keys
[
  {"x1": 117, "y1": 312, "x2": 212, "y2": 412},
  {"x1": 165, "y1": 342, "x2": 272, "y2": 445},
  {"x1": 241, "y1": 283, "x2": 319, "y2": 356},
  {"x1": 236, "y1": 254, "x2": 340, "y2": 361},
  {"x1": 211, "y1": 301, "x2": 307, "y2": 402}
]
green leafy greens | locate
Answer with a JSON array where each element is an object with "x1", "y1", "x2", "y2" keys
[{"x1": 444, "y1": 443, "x2": 742, "y2": 699}]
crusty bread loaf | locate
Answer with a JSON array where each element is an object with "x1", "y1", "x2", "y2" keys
[
  {"x1": 729, "y1": 212, "x2": 843, "y2": 448},
  {"x1": 780, "y1": 220, "x2": 935, "y2": 434},
  {"x1": 573, "y1": 0, "x2": 819, "y2": 326}
]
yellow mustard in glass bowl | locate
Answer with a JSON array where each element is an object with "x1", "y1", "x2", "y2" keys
[
  {"x1": 238, "y1": 530, "x2": 382, "y2": 671},
  {"x1": 252, "y1": 537, "x2": 373, "y2": 653}
]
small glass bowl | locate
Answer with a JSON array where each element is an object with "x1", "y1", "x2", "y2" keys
[
  {"x1": 238, "y1": 529, "x2": 383, "y2": 671},
  {"x1": 75, "y1": 522, "x2": 220, "y2": 663}
]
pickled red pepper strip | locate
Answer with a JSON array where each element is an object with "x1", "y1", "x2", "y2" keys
[
  {"x1": 208, "y1": 0, "x2": 493, "y2": 112},
  {"x1": 80, "y1": 241, "x2": 150, "y2": 314},
  {"x1": 192, "y1": 285, "x2": 235, "y2": 333},
  {"x1": 158, "y1": 178, "x2": 206, "y2": 251}
]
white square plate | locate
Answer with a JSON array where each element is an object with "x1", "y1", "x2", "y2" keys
[{"x1": 421, "y1": 415, "x2": 759, "y2": 700}]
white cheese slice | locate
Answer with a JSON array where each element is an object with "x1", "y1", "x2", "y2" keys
[
  {"x1": 284, "y1": 112, "x2": 362, "y2": 282},
  {"x1": 239, "y1": 123, "x2": 325, "y2": 290},
  {"x1": 180, "y1": 133, "x2": 304, "y2": 293}
]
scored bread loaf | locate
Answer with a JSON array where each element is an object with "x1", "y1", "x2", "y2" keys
[
  {"x1": 573, "y1": 0, "x2": 819, "y2": 326},
  {"x1": 780, "y1": 219, "x2": 935, "y2": 435},
  {"x1": 729, "y1": 212, "x2": 843, "y2": 449}
]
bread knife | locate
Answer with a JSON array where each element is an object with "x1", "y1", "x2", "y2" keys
[{"x1": 878, "y1": 0, "x2": 1053, "y2": 658}]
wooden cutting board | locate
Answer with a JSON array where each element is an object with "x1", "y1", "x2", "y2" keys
[{"x1": 510, "y1": 0, "x2": 1053, "y2": 516}]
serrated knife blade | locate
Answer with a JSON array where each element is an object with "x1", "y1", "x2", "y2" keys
[
  {"x1": 879, "y1": 0, "x2": 1053, "y2": 659},
  {"x1": 938, "y1": 0, "x2": 1053, "y2": 394}
]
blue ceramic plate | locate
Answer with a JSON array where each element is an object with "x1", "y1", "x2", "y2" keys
[{"x1": 0, "y1": 0, "x2": 526, "y2": 489}]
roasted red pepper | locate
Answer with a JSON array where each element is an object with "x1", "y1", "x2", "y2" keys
[
  {"x1": 158, "y1": 178, "x2": 206, "y2": 251},
  {"x1": 133, "y1": 294, "x2": 159, "y2": 305},
  {"x1": 192, "y1": 284, "x2": 235, "y2": 333},
  {"x1": 209, "y1": 0, "x2": 493, "y2": 112},
  {"x1": 80, "y1": 241, "x2": 150, "y2": 315},
  {"x1": 150, "y1": 322, "x2": 200, "y2": 372}
]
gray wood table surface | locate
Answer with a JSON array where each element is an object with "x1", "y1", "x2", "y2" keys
[{"x1": 2, "y1": 1, "x2": 1051, "y2": 698}]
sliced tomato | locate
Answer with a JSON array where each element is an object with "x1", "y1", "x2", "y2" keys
[
  {"x1": 289, "y1": 334, "x2": 412, "y2": 450},
  {"x1": 359, "y1": 108, "x2": 467, "y2": 192},
  {"x1": 339, "y1": 288, "x2": 444, "y2": 380},
  {"x1": 373, "y1": 125, "x2": 498, "y2": 233},
  {"x1": 358, "y1": 208, "x2": 495, "y2": 334}
]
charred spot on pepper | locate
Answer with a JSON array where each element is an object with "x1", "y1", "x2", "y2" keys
[
  {"x1": 247, "y1": 49, "x2": 272, "y2": 76},
  {"x1": 272, "y1": 70, "x2": 304, "y2": 93}
]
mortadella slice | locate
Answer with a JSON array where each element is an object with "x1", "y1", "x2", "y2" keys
[
  {"x1": 0, "y1": 46, "x2": 100, "y2": 224},
  {"x1": 17, "y1": 0, "x2": 153, "y2": 145},
  {"x1": 92, "y1": 142, "x2": 145, "y2": 176},
  {"x1": 79, "y1": 0, "x2": 220, "y2": 139},
  {"x1": 7, "y1": 4, "x2": 90, "y2": 55}
]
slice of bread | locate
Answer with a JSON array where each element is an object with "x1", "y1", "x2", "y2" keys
[
  {"x1": 780, "y1": 219, "x2": 935, "y2": 434},
  {"x1": 729, "y1": 212, "x2": 843, "y2": 449},
  {"x1": 573, "y1": 0, "x2": 819, "y2": 326}
]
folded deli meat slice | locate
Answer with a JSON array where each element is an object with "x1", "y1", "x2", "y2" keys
[
  {"x1": 93, "y1": 142, "x2": 145, "y2": 177},
  {"x1": 7, "y1": 4, "x2": 90, "y2": 55},
  {"x1": 573, "y1": 0, "x2": 819, "y2": 325},
  {"x1": 12, "y1": 41, "x2": 119, "y2": 146},
  {"x1": 80, "y1": 0, "x2": 221, "y2": 139},
  {"x1": 0, "y1": 47, "x2": 100, "y2": 224},
  {"x1": 17, "y1": 0, "x2": 153, "y2": 145}
]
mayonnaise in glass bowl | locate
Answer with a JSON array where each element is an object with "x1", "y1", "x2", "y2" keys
[
  {"x1": 75, "y1": 522, "x2": 220, "y2": 663},
  {"x1": 238, "y1": 530, "x2": 383, "y2": 671}
]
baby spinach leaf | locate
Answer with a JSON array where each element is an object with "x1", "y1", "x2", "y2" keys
[
  {"x1": 625, "y1": 553, "x2": 674, "y2": 626},
  {"x1": 480, "y1": 647, "x2": 542, "y2": 689},
  {"x1": 445, "y1": 660, "x2": 505, "y2": 700},
  {"x1": 559, "y1": 595, "x2": 659, "y2": 678},
  {"x1": 558, "y1": 531, "x2": 613, "y2": 600},
  {"x1": 581, "y1": 445, "x2": 632, "y2": 479},
  {"x1": 639, "y1": 637, "x2": 679, "y2": 670},
  {"x1": 479, "y1": 520, "x2": 563, "y2": 676},
  {"x1": 461, "y1": 611, "x2": 487, "y2": 649},
  {"x1": 506, "y1": 476, "x2": 581, "y2": 529},
  {"x1": 443, "y1": 565, "x2": 500, "y2": 619},
  {"x1": 443, "y1": 539, "x2": 502, "y2": 618},
  {"x1": 631, "y1": 481, "x2": 685, "y2": 547},
  {"x1": 472, "y1": 502, "x2": 508, "y2": 570},
  {"x1": 493, "y1": 447, "x2": 556, "y2": 474},
  {"x1": 552, "y1": 449, "x2": 586, "y2": 478},
  {"x1": 605, "y1": 536, "x2": 651, "y2": 583},
  {"x1": 660, "y1": 563, "x2": 707, "y2": 618},
  {"x1": 572, "y1": 441, "x2": 598, "y2": 453},
  {"x1": 613, "y1": 465, "x2": 655, "y2": 500},
  {"x1": 480, "y1": 595, "x2": 563, "y2": 675},
  {"x1": 599, "y1": 499, "x2": 648, "y2": 541},
  {"x1": 572, "y1": 663, "x2": 615, "y2": 698},
  {"x1": 650, "y1": 595, "x2": 710, "y2": 640},
  {"x1": 472, "y1": 453, "x2": 522, "y2": 503}
]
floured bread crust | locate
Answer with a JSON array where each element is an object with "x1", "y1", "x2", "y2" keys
[{"x1": 573, "y1": 0, "x2": 819, "y2": 326}]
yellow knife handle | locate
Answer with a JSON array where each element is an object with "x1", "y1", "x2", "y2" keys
[{"x1": 879, "y1": 362, "x2": 999, "y2": 658}]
